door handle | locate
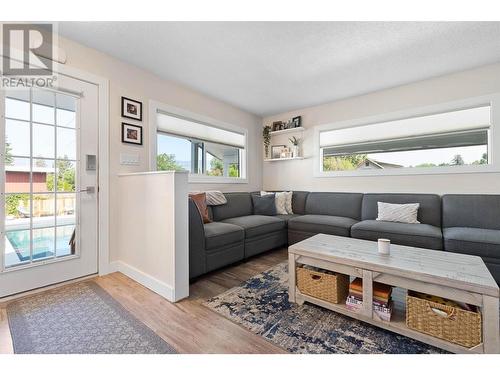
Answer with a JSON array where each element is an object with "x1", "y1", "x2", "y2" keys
[{"x1": 79, "y1": 186, "x2": 95, "y2": 194}]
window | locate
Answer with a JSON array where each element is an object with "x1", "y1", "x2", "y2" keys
[
  {"x1": 155, "y1": 108, "x2": 246, "y2": 179},
  {"x1": 319, "y1": 105, "x2": 491, "y2": 173},
  {"x1": 3, "y1": 89, "x2": 78, "y2": 268}
]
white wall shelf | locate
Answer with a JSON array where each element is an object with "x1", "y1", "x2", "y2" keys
[
  {"x1": 264, "y1": 157, "x2": 305, "y2": 162},
  {"x1": 269, "y1": 127, "x2": 305, "y2": 136}
]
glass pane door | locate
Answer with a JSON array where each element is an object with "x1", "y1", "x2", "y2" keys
[{"x1": 3, "y1": 89, "x2": 78, "y2": 268}]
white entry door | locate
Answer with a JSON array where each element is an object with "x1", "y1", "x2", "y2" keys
[{"x1": 0, "y1": 74, "x2": 99, "y2": 297}]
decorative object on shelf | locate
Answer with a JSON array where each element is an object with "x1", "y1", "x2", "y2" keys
[
  {"x1": 378, "y1": 238, "x2": 391, "y2": 255},
  {"x1": 281, "y1": 147, "x2": 292, "y2": 159},
  {"x1": 263, "y1": 125, "x2": 271, "y2": 158},
  {"x1": 271, "y1": 145, "x2": 286, "y2": 159},
  {"x1": 121, "y1": 96, "x2": 143, "y2": 121},
  {"x1": 270, "y1": 116, "x2": 302, "y2": 133},
  {"x1": 272, "y1": 121, "x2": 284, "y2": 132},
  {"x1": 292, "y1": 116, "x2": 302, "y2": 128},
  {"x1": 406, "y1": 291, "x2": 481, "y2": 348},
  {"x1": 296, "y1": 265, "x2": 349, "y2": 304},
  {"x1": 289, "y1": 136, "x2": 300, "y2": 158},
  {"x1": 121, "y1": 122, "x2": 143, "y2": 145}
]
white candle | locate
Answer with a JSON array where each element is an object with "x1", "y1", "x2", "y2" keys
[{"x1": 378, "y1": 238, "x2": 390, "y2": 255}]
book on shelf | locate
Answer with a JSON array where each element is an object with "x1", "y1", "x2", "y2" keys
[
  {"x1": 347, "y1": 278, "x2": 394, "y2": 322},
  {"x1": 348, "y1": 290, "x2": 390, "y2": 305},
  {"x1": 349, "y1": 278, "x2": 392, "y2": 302},
  {"x1": 346, "y1": 294, "x2": 391, "y2": 308},
  {"x1": 346, "y1": 295, "x2": 394, "y2": 322}
]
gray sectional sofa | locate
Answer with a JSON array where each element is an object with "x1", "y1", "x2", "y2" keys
[{"x1": 189, "y1": 191, "x2": 500, "y2": 284}]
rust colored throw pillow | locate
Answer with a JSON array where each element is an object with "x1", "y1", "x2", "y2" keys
[{"x1": 189, "y1": 193, "x2": 211, "y2": 223}]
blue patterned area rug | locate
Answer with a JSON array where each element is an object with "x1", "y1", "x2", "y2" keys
[
  {"x1": 204, "y1": 262, "x2": 446, "y2": 354},
  {"x1": 7, "y1": 281, "x2": 177, "y2": 354}
]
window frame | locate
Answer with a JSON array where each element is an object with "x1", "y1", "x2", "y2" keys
[
  {"x1": 314, "y1": 94, "x2": 500, "y2": 177},
  {"x1": 149, "y1": 100, "x2": 248, "y2": 184}
]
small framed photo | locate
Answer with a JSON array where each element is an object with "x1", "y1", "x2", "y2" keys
[
  {"x1": 122, "y1": 123, "x2": 143, "y2": 145},
  {"x1": 272, "y1": 121, "x2": 283, "y2": 132},
  {"x1": 271, "y1": 145, "x2": 286, "y2": 159},
  {"x1": 292, "y1": 116, "x2": 302, "y2": 128},
  {"x1": 121, "y1": 97, "x2": 143, "y2": 121}
]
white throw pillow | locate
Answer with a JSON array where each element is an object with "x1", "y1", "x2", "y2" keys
[
  {"x1": 284, "y1": 191, "x2": 293, "y2": 214},
  {"x1": 376, "y1": 202, "x2": 420, "y2": 224},
  {"x1": 260, "y1": 191, "x2": 288, "y2": 214},
  {"x1": 274, "y1": 192, "x2": 288, "y2": 215},
  {"x1": 205, "y1": 191, "x2": 227, "y2": 206}
]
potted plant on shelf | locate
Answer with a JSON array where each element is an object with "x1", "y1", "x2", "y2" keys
[
  {"x1": 263, "y1": 125, "x2": 271, "y2": 158},
  {"x1": 289, "y1": 136, "x2": 300, "y2": 158}
]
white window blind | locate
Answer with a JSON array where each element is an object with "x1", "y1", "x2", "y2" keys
[
  {"x1": 156, "y1": 110, "x2": 245, "y2": 149},
  {"x1": 322, "y1": 129, "x2": 488, "y2": 156},
  {"x1": 320, "y1": 105, "x2": 491, "y2": 149}
]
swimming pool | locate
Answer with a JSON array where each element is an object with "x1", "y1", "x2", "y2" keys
[{"x1": 5, "y1": 225, "x2": 74, "y2": 266}]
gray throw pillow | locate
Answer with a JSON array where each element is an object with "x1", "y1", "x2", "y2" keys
[{"x1": 252, "y1": 193, "x2": 277, "y2": 216}]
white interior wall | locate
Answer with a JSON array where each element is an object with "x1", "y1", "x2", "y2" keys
[
  {"x1": 56, "y1": 34, "x2": 500, "y2": 271},
  {"x1": 115, "y1": 171, "x2": 188, "y2": 302},
  {"x1": 263, "y1": 63, "x2": 500, "y2": 194},
  {"x1": 56, "y1": 35, "x2": 263, "y2": 263}
]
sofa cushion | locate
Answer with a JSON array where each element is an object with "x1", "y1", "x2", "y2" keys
[
  {"x1": 483, "y1": 259, "x2": 500, "y2": 285},
  {"x1": 211, "y1": 193, "x2": 253, "y2": 221},
  {"x1": 351, "y1": 220, "x2": 443, "y2": 250},
  {"x1": 292, "y1": 191, "x2": 309, "y2": 215},
  {"x1": 443, "y1": 227, "x2": 500, "y2": 259},
  {"x1": 288, "y1": 214, "x2": 358, "y2": 237},
  {"x1": 361, "y1": 193, "x2": 441, "y2": 227},
  {"x1": 222, "y1": 215, "x2": 286, "y2": 238},
  {"x1": 305, "y1": 192, "x2": 363, "y2": 220},
  {"x1": 442, "y1": 194, "x2": 500, "y2": 230},
  {"x1": 251, "y1": 193, "x2": 277, "y2": 216},
  {"x1": 261, "y1": 191, "x2": 289, "y2": 214},
  {"x1": 204, "y1": 222, "x2": 244, "y2": 250},
  {"x1": 275, "y1": 214, "x2": 302, "y2": 223}
]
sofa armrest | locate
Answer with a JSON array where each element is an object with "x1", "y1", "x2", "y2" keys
[{"x1": 189, "y1": 198, "x2": 207, "y2": 279}]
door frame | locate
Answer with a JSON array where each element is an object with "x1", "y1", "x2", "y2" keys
[{"x1": 0, "y1": 59, "x2": 110, "y2": 277}]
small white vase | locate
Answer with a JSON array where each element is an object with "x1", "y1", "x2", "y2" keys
[{"x1": 292, "y1": 145, "x2": 299, "y2": 158}]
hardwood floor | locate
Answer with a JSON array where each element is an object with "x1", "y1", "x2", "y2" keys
[
  {"x1": 0, "y1": 248, "x2": 288, "y2": 354},
  {"x1": 0, "y1": 307, "x2": 13, "y2": 354}
]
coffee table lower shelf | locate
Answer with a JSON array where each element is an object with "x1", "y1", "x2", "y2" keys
[{"x1": 294, "y1": 290, "x2": 484, "y2": 354}]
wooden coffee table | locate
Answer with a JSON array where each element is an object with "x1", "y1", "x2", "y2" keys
[{"x1": 288, "y1": 234, "x2": 500, "y2": 354}]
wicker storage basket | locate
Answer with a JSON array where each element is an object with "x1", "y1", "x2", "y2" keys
[
  {"x1": 296, "y1": 266, "x2": 349, "y2": 304},
  {"x1": 406, "y1": 294, "x2": 482, "y2": 348}
]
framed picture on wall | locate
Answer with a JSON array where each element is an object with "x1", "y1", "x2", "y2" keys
[
  {"x1": 292, "y1": 116, "x2": 301, "y2": 128},
  {"x1": 271, "y1": 145, "x2": 286, "y2": 159},
  {"x1": 272, "y1": 121, "x2": 283, "y2": 132},
  {"x1": 121, "y1": 97, "x2": 143, "y2": 121},
  {"x1": 122, "y1": 122, "x2": 143, "y2": 145}
]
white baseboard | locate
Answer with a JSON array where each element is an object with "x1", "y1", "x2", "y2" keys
[{"x1": 108, "y1": 261, "x2": 175, "y2": 301}]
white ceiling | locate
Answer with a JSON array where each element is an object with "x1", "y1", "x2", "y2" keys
[{"x1": 58, "y1": 22, "x2": 500, "y2": 116}]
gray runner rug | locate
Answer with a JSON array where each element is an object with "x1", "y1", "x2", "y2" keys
[{"x1": 7, "y1": 281, "x2": 177, "y2": 354}]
